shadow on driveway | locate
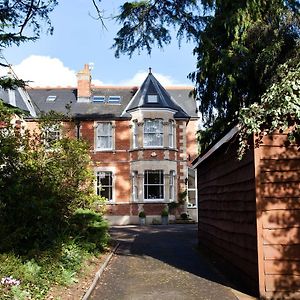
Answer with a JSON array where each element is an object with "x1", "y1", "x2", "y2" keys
[{"x1": 110, "y1": 224, "x2": 232, "y2": 287}]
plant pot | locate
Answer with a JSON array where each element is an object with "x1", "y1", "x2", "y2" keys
[
  {"x1": 161, "y1": 216, "x2": 169, "y2": 225},
  {"x1": 139, "y1": 217, "x2": 146, "y2": 225}
]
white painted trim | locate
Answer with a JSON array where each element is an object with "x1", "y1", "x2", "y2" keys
[
  {"x1": 127, "y1": 107, "x2": 177, "y2": 114},
  {"x1": 192, "y1": 126, "x2": 239, "y2": 169},
  {"x1": 18, "y1": 87, "x2": 37, "y2": 117}
]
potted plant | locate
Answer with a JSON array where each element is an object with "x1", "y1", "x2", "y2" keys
[
  {"x1": 161, "y1": 208, "x2": 169, "y2": 225},
  {"x1": 138, "y1": 211, "x2": 146, "y2": 225}
]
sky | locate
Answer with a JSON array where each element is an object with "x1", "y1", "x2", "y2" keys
[{"x1": 1, "y1": 0, "x2": 197, "y2": 88}]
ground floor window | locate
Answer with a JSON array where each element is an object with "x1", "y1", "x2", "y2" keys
[
  {"x1": 96, "y1": 171, "x2": 113, "y2": 201},
  {"x1": 144, "y1": 170, "x2": 164, "y2": 200},
  {"x1": 187, "y1": 168, "x2": 197, "y2": 208},
  {"x1": 169, "y1": 170, "x2": 175, "y2": 201}
]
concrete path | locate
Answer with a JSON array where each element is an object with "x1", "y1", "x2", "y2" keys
[{"x1": 90, "y1": 224, "x2": 237, "y2": 300}]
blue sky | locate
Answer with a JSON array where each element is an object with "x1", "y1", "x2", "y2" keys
[{"x1": 2, "y1": 0, "x2": 196, "y2": 87}]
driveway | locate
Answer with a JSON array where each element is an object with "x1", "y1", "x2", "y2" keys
[{"x1": 90, "y1": 224, "x2": 237, "y2": 300}]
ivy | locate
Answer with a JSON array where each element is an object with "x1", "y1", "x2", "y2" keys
[{"x1": 238, "y1": 51, "x2": 300, "y2": 158}]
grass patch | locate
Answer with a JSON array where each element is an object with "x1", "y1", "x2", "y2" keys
[{"x1": 0, "y1": 209, "x2": 109, "y2": 300}]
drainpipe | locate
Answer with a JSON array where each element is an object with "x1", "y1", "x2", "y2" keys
[{"x1": 75, "y1": 120, "x2": 81, "y2": 139}]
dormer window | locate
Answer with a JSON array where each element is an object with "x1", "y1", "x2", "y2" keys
[
  {"x1": 147, "y1": 95, "x2": 158, "y2": 103},
  {"x1": 108, "y1": 96, "x2": 121, "y2": 104},
  {"x1": 93, "y1": 95, "x2": 105, "y2": 102},
  {"x1": 46, "y1": 95, "x2": 57, "y2": 102}
]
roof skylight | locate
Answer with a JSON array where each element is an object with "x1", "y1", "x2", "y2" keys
[
  {"x1": 46, "y1": 95, "x2": 57, "y2": 102},
  {"x1": 93, "y1": 96, "x2": 106, "y2": 102},
  {"x1": 108, "y1": 96, "x2": 121, "y2": 104}
]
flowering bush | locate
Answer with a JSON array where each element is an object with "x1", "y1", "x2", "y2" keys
[{"x1": 1, "y1": 276, "x2": 21, "y2": 287}]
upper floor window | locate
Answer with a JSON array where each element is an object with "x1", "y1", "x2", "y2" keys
[
  {"x1": 132, "y1": 121, "x2": 138, "y2": 149},
  {"x1": 144, "y1": 119, "x2": 163, "y2": 147},
  {"x1": 169, "y1": 120, "x2": 175, "y2": 148},
  {"x1": 96, "y1": 122, "x2": 112, "y2": 150}
]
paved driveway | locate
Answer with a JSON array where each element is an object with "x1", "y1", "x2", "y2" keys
[{"x1": 90, "y1": 224, "x2": 237, "y2": 300}]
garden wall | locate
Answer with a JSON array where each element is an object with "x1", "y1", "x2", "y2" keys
[
  {"x1": 255, "y1": 133, "x2": 300, "y2": 299},
  {"x1": 196, "y1": 133, "x2": 259, "y2": 294}
]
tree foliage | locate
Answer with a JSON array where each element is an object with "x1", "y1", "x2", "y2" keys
[
  {"x1": 0, "y1": 0, "x2": 58, "y2": 89},
  {"x1": 0, "y1": 107, "x2": 104, "y2": 252},
  {"x1": 113, "y1": 0, "x2": 300, "y2": 151}
]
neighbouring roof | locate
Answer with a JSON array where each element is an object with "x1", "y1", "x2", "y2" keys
[
  {"x1": 122, "y1": 72, "x2": 190, "y2": 119},
  {"x1": 0, "y1": 88, "x2": 36, "y2": 117},
  {"x1": 27, "y1": 85, "x2": 197, "y2": 120}
]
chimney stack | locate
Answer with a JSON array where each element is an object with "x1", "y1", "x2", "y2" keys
[{"x1": 77, "y1": 64, "x2": 91, "y2": 102}]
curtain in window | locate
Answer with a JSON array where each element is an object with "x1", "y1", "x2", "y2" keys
[
  {"x1": 97, "y1": 122, "x2": 112, "y2": 149},
  {"x1": 144, "y1": 119, "x2": 163, "y2": 147}
]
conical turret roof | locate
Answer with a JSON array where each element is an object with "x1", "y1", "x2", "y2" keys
[{"x1": 122, "y1": 70, "x2": 190, "y2": 118}]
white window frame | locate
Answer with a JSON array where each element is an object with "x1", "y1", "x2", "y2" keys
[
  {"x1": 144, "y1": 170, "x2": 164, "y2": 201},
  {"x1": 143, "y1": 119, "x2": 163, "y2": 148},
  {"x1": 44, "y1": 124, "x2": 61, "y2": 148},
  {"x1": 95, "y1": 122, "x2": 113, "y2": 151},
  {"x1": 96, "y1": 170, "x2": 114, "y2": 202},
  {"x1": 132, "y1": 171, "x2": 138, "y2": 202},
  {"x1": 169, "y1": 170, "x2": 176, "y2": 201},
  {"x1": 132, "y1": 121, "x2": 138, "y2": 149},
  {"x1": 168, "y1": 120, "x2": 175, "y2": 148},
  {"x1": 187, "y1": 167, "x2": 198, "y2": 208}
]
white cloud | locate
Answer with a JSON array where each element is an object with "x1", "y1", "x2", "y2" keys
[
  {"x1": 1, "y1": 55, "x2": 184, "y2": 88},
  {"x1": 10, "y1": 55, "x2": 77, "y2": 87}
]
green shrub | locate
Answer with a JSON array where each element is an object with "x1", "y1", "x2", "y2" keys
[
  {"x1": 161, "y1": 208, "x2": 169, "y2": 217},
  {"x1": 138, "y1": 211, "x2": 146, "y2": 218}
]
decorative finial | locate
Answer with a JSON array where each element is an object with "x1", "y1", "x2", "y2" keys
[{"x1": 149, "y1": 67, "x2": 152, "y2": 74}]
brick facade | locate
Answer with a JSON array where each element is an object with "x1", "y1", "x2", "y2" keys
[{"x1": 25, "y1": 66, "x2": 199, "y2": 225}]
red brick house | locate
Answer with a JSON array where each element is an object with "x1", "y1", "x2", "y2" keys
[{"x1": 26, "y1": 64, "x2": 199, "y2": 225}]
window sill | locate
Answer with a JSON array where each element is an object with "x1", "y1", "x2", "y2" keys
[
  {"x1": 94, "y1": 149, "x2": 114, "y2": 152},
  {"x1": 129, "y1": 147, "x2": 178, "y2": 152},
  {"x1": 143, "y1": 199, "x2": 166, "y2": 203}
]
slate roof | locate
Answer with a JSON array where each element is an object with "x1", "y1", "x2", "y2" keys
[
  {"x1": 0, "y1": 88, "x2": 36, "y2": 116},
  {"x1": 122, "y1": 72, "x2": 190, "y2": 119},
  {"x1": 27, "y1": 84, "x2": 196, "y2": 120},
  {"x1": 1, "y1": 89, "x2": 27, "y2": 112}
]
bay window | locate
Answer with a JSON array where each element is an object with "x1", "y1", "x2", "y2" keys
[
  {"x1": 132, "y1": 121, "x2": 138, "y2": 149},
  {"x1": 143, "y1": 119, "x2": 163, "y2": 147},
  {"x1": 144, "y1": 170, "x2": 164, "y2": 200},
  {"x1": 169, "y1": 170, "x2": 175, "y2": 201},
  {"x1": 168, "y1": 120, "x2": 174, "y2": 148}
]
